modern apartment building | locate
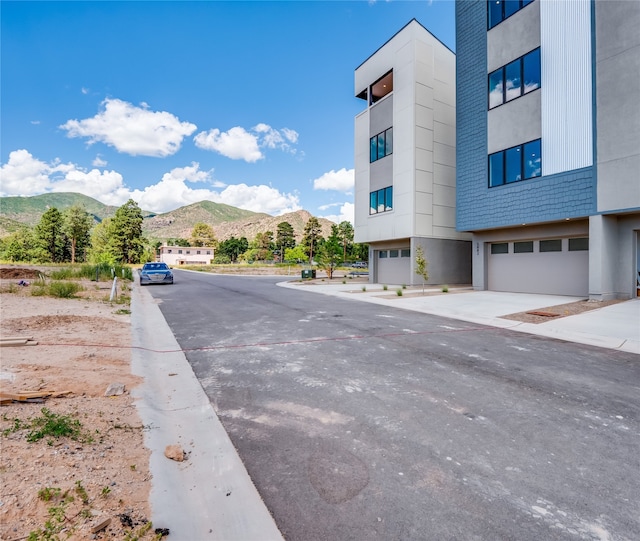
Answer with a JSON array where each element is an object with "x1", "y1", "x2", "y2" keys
[
  {"x1": 353, "y1": 19, "x2": 471, "y2": 286},
  {"x1": 456, "y1": 0, "x2": 640, "y2": 299}
]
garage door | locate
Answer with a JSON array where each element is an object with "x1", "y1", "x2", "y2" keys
[
  {"x1": 488, "y1": 238, "x2": 589, "y2": 296},
  {"x1": 377, "y1": 248, "x2": 410, "y2": 284}
]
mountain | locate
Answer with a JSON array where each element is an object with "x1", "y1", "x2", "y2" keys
[
  {"x1": 0, "y1": 193, "x2": 337, "y2": 242},
  {"x1": 211, "y1": 209, "x2": 335, "y2": 243},
  {"x1": 0, "y1": 193, "x2": 122, "y2": 226},
  {"x1": 143, "y1": 200, "x2": 266, "y2": 240}
]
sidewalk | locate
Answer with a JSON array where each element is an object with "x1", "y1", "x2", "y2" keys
[{"x1": 279, "y1": 281, "x2": 640, "y2": 355}]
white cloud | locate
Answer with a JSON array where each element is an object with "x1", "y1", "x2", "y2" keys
[
  {"x1": 60, "y1": 98, "x2": 197, "y2": 157},
  {"x1": 194, "y1": 127, "x2": 262, "y2": 162},
  {"x1": 0, "y1": 150, "x2": 54, "y2": 196},
  {"x1": 1, "y1": 149, "x2": 301, "y2": 216},
  {"x1": 318, "y1": 202, "x2": 354, "y2": 225},
  {"x1": 92, "y1": 155, "x2": 107, "y2": 167},
  {"x1": 194, "y1": 123, "x2": 299, "y2": 161},
  {"x1": 312, "y1": 168, "x2": 354, "y2": 192},
  {"x1": 0, "y1": 149, "x2": 130, "y2": 205},
  {"x1": 214, "y1": 184, "x2": 301, "y2": 215}
]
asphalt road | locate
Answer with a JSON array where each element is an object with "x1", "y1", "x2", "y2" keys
[{"x1": 146, "y1": 270, "x2": 640, "y2": 541}]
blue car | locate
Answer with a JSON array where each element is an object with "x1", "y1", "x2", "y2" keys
[{"x1": 139, "y1": 262, "x2": 174, "y2": 285}]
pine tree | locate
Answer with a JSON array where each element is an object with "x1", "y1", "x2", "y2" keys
[
  {"x1": 108, "y1": 199, "x2": 145, "y2": 264},
  {"x1": 63, "y1": 205, "x2": 94, "y2": 263}
]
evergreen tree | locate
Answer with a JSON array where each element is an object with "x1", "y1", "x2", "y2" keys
[
  {"x1": 276, "y1": 222, "x2": 296, "y2": 262},
  {"x1": 35, "y1": 207, "x2": 66, "y2": 262},
  {"x1": 302, "y1": 216, "x2": 322, "y2": 264},
  {"x1": 108, "y1": 199, "x2": 145, "y2": 264},
  {"x1": 337, "y1": 221, "x2": 354, "y2": 262},
  {"x1": 63, "y1": 205, "x2": 93, "y2": 263}
]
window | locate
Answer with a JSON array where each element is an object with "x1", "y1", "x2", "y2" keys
[
  {"x1": 488, "y1": 139, "x2": 541, "y2": 187},
  {"x1": 167, "y1": 249, "x2": 172, "y2": 253},
  {"x1": 514, "y1": 241, "x2": 533, "y2": 253},
  {"x1": 369, "y1": 186, "x2": 393, "y2": 215},
  {"x1": 401, "y1": 249, "x2": 411, "y2": 257},
  {"x1": 540, "y1": 239, "x2": 562, "y2": 252},
  {"x1": 569, "y1": 238, "x2": 589, "y2": 251},
  {"x1": 197, "y1": 250, "x2": 201, "y2": 255},
  {"x1": 488, "y1": 48, "x2": 540, "y2": 109},
  {"x1": 370, "y1": 127, "x2": 393, "y2": 163},
  {"x1": 390, "y1": 250, "x2": 399, "y2": 258},
  {"x1": 379, "y1": 251, "x2": 388, "y2": 258},
  {"x1": 178, "y1": 250, "x2": 183, "y2": 254},
  {"x1": 488, "y1": 0, "x2": 536, "y2": 29},
  {"x1": 491, "y1": 243, "x2": 509, "y2": 254}
]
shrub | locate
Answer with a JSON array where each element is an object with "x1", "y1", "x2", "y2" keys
[
  {"x1": 441, "y1": 285, "x2": 449, "y2": 293},
  {"x1": 361, "y1": 286, "x2": 367, "y2": 292},
  {"x1": 396, "y1": 288, "x2": 403, "y2": 296},
  {"x1": 48, "y1": 281, "x2": 82, "y2": 298},
  {"x1": 383, "y1": 284, "x2": 388, "y2": 291},
  {"x1": 50, "y1": 268, "x2": 74, "y2": 280}
]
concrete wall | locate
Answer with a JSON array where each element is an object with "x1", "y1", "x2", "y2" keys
[
  {"x1": 354, "y1": 19, "x2": 467, "y2": 249},
  {"x1": 410, "y1": 237, "x2": 471, "y2": 286},
  {"x1": 595, "y1": 0, "x2": 640, "y2": 212}
]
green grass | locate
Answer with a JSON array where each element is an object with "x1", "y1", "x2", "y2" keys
[{"x1": 3, "y1": 407, "x2": 93, "y2": 444}]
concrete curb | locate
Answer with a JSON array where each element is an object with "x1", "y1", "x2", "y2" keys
[{"x1": 130, "y1": 283, "x2": 284, "y2": 540}]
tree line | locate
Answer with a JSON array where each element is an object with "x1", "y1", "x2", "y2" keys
[{"x1": 0, "y1": 200, "x2": 368, "y2": 271}]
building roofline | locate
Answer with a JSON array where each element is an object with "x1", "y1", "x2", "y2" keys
[{"x1": 354, "y1": 18, "x2": 454, "y2": 72}]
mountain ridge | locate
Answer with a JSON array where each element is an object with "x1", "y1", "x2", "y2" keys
[{"x1": 0, "y1": 193, "x2": 337, "y2": 242}]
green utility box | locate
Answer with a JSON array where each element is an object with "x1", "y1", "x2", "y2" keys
[{"x1": 301, "y1": 269, "x2": 316, "y2": 279}]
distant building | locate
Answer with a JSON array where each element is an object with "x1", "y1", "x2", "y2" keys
[
  {"x1": 353, "y1": 19, "x2": 471, "y2": 286},
  {"x1": 158, "y1": 245, "x2": 214, "y2": 266},
  {"x1": 456, "y1": 0, "x2": 640, "y2": 299}
]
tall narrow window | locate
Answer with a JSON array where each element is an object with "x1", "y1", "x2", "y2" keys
[
  {"x1": 523, "y1": 139, "x2": 541, "y2": 179},
  {"x1": 505, "y1": 147, "x2": 522, "y2": 183},
  {"x1": 523, "y1": 48, "x2": 541, "y2": 94},
  {"x1": 377, "y1": 131, "x2": 386, "y2": 160},
  {"x1": 489, "y1": 69, "x2": 504, "y2": 109},
  {"x1": 489, "y1": 153, "x2": 504, "y2": 187},
  {"x1": 370, "y1": 192, "x2": 377, "y2": 215},
  {"x1": 385, "y1": 128, "x2": 393, "y2": 155},
  {"x1": 385, "y1": 186, "x2": 393, "y2": 211},
  {"x1": 505, "y1": 59, "x2": 522, "y2": 102},
  {"x1": 488, "y1": 0, "x2": 503, "y2": 29}
]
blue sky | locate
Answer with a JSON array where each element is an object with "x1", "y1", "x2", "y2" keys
[{"x1": 1, "y1": 0, "x2": 455, "y2": 223}]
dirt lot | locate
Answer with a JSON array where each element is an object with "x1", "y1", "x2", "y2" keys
[{"x1": 0, "y1": 267, "x2": 155, "y2": 540}]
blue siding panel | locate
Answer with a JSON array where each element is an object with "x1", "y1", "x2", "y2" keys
[{"x1": 455, "y1": 0, "x2": 597, "y2": 232}]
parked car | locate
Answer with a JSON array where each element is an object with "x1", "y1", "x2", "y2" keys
[
  {"x1": 139, "y1": 262, "x2": 174, "y2": 285},
  {"x1": 351, "y1": 262, "x2": 368, "y2": 268}
]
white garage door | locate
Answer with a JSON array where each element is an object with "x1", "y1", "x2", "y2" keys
[
  {"x1": 377, "y1": 248, "x2": 410, "y2": 285},
  {"x1": 488, "y1": 238, "x2": 589, "y2": 296}
]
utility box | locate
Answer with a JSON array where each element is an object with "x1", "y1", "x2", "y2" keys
[{"x1": 301, "y1": 269, "x2": 316, "y2": 279}]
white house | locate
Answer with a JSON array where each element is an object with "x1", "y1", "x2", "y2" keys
[{"x1": 158, "y1": 245, "x2": 215, "y2": 266}]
